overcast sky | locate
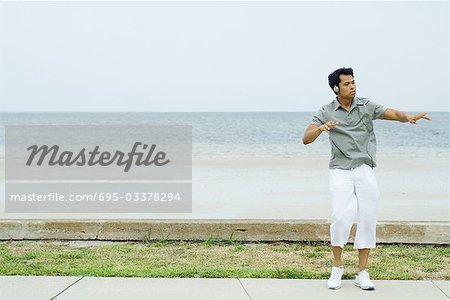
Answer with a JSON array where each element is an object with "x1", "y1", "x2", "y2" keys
[{"x1": 0, "y1": 1, "x2": 448, "y2": 112}]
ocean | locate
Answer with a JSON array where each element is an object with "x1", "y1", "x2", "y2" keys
[{"x1": 0, "y1": 112, "x2": 448, "y2": 158}]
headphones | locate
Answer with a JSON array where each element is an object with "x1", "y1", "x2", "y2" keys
[{"x1": 333, "y1": 85, "x2": 339, "y2": 93}]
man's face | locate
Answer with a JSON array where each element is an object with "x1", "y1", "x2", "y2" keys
[{"x1": 338, "y1": 74, "x2": 356, "y2": 98}]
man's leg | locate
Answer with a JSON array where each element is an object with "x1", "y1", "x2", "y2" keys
[
  {"x1": 358, "y1": 248, "x2": 370, "y2": 271},
  {"x1": 328, "y1": 245, "x2": 346, "y2": 289},
  {"x1": 353, "y1": 164, "x2": 378, "y2": 290},
  {"x1": 327, "y1": 168, "x2": 356, "y2": 289},
  {"x1": 329, "y1": 169, "x2": 356, "y2": 251},
  {"x1": 356, "y1": 247, "x2": 375, "y2": 290},
  {"x1": 332, "y1": 246, "x2": 343, "y2": 267},
  {"x1": 353, "y1": 164, "x2": 379, "y2": 250}
]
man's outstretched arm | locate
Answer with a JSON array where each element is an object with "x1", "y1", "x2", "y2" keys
[{"x1": 382, "y1": 109, "x2": 431, "y2": 124}]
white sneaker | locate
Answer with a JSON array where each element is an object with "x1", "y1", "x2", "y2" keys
[
  {"x1": 355, "y1": 268, "x2": 375, "y2": 290},
  {"x1": 327, "y1": 265, "x2": 344, "y2": 289}
]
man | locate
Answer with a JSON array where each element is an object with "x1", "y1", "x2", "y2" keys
[{"x1": 302, "y1": 67, "x2": 430, "y2": 290}]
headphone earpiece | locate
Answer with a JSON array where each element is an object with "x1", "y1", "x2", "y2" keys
[{"x1": 333, "y1": 85, "x2": 339, "y2": 93}]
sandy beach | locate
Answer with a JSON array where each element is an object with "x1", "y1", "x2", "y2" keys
[{"x1": 0, "y1": 155, "x2": 448, "y2": 221}]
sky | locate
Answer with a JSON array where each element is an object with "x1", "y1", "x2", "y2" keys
[{"x1": 0, "y1": 1, "x2": 448, "y2": 112}]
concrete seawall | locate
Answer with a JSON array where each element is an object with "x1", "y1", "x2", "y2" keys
[{"x1": 0, "y1": 219, "x2": 448, "y2": 244}]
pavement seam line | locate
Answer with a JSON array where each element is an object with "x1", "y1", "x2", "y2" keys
[
  {"x1": 431, "y1": 280, "x2": 450, "y2": 299},
  {"x1": 238, "y1": 278, "x2": 253, "y2": 300},
  {"x1": 49, "y1": 276, "x2": 85, "y2": 300}
]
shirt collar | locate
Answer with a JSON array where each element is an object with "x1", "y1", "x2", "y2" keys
[{"x1": 333, "y1": 97, "x2": 358, "y2": 111}]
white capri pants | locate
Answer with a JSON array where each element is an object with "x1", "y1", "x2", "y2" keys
[{"x1": 329, "y1": 163, "x2": 379, "y2": 249}]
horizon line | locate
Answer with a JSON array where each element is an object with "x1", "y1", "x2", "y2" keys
[{"x1": 0, "y1": 110, "x2": 447, "y2": 113}]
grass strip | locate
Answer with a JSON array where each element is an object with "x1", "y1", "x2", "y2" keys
[{"x1": 0, "y1": 240, "x2": 448, "y2": 280}]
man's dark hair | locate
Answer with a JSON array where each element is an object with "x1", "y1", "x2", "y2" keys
[{"x1": 328, "y1": 67, "x2": 354, "y2": 95}]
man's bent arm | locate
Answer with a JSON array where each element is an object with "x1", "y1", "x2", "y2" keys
[{"x1": 302, "y1": 124, "x2": 323, "y2": 145}]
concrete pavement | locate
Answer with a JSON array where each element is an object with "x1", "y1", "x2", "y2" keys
[{"x1": 0, "y1": 276, "x2": 448, "y2": 300}]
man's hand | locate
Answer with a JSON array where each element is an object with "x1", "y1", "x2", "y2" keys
[
  {"x1": 407, "y1": 112, "x2": 431, "y2": 125},
  {"x1": 319, "y1": 121, "x2": 339, "y2": 133}
]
